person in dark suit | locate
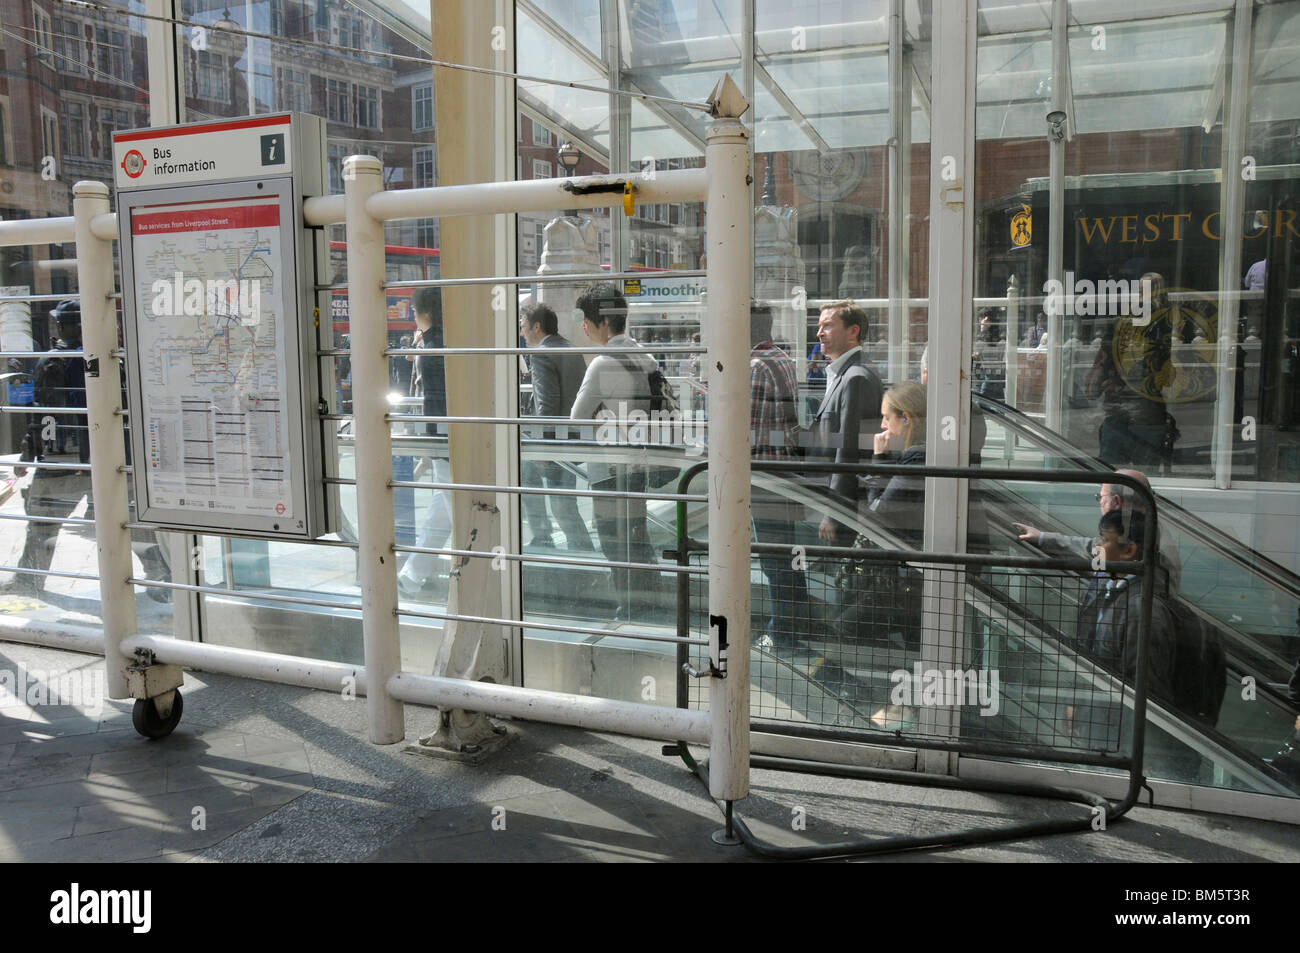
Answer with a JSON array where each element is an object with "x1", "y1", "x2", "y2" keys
[
  {"x1": 519, "y1": 301, "x2": 594, "y2": 551},
  {"x1": 808, "y1": 301, "x2": 883, "y2": 545}
]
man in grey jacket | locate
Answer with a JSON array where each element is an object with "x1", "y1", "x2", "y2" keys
[
  {"x1": 520, "y1": 302, "x2": 594, "y2": 551},
  {"x1": 807, "y1": 302, "x2": 883, "y2": 545}
]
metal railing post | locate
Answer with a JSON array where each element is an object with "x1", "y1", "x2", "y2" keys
[
  {"x1": 344, "y1": 156, "x2": 404, "y2": 744},
  {"x1": 74, "y1": 181, "x2": 135, "y2": 699},
  {"x1": 704, "y1": 92, "x2": 752, "y2": 804}
]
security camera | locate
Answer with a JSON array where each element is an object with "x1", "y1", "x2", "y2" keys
[{"x1": 1046, "y1": 110, "x2": 1067, "y2": 141}]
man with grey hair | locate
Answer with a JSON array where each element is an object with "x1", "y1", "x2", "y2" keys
[{"x1": 1013, "y1": 467, "x2": 1182, "y2": 591}]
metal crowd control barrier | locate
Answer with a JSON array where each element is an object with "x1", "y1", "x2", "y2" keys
[
  {"x1": 0, "y1": 83, "x2": 758, "y2": 812},
  {"x1": 670, "y1": 461, "x2": 1161, "y2": 857}
]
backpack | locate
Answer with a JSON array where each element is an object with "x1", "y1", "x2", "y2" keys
[
  {"x1": 610, "y1": 353, "x2": 682, "y2": 488},
  {"x1": 1165, "y1": 595, "x2": 1228, "y2": 727},
  {"x1": 611, "y1": 353, "x2": 679, "y2": 415}
]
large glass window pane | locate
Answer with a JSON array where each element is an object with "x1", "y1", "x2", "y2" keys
[
  {"x1": 0, "y1": 1, "x2": 150, "y2": 627},
  {"x1": 173, "y1": 0, "x2": 441, "y2": 663},
  {"x1": 972, "y1": 0, "x2": 1300, "y2": 798}
]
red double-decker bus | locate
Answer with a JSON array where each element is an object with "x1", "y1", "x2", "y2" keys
[{"x1": 328, "y1": 241, "x2": 440, "y2": 347}]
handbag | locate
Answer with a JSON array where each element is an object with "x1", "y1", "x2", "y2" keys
[{"x1": 835, "y1": 533, "x2": 922, "y2": 648}]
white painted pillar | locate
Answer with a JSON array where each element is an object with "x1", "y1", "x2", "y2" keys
[
  {"x1": 344, "y1": 155, "x2": 405, "y2": 744},
  {"x1": 74, "y1": 182, "x2": 135, "y2": 699},
  {"x1": 704, "y1": 84, "x2": 752, "y2": 803}
]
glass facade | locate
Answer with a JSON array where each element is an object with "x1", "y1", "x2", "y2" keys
[{"x1": 0, "y1": 1, "x2": 1297, "y2": 806}]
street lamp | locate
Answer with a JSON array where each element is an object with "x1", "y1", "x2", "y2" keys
[{"x1": 557, "y1": 141, "x2": 580, "y2": 217}]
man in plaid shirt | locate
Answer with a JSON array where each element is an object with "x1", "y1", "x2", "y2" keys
[{"x1": 750, "y1": 304, "x2": 809, "y2": 648}]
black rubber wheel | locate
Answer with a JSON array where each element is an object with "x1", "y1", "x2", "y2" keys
[{"x1": 132, "y1": 690, "x2": 183, "y2": 739}]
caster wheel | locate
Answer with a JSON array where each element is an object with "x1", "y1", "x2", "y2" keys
[{"x1": 132, "y1": 689, "x2": 183, "y2": 739}]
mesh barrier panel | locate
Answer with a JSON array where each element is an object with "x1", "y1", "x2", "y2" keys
[{"x1": 685, "y1": 548, "x2": 1145, "y2": 761}]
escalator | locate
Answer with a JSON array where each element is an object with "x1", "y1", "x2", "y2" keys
[{"x1": 708, "y1": 394, "x2": 1300, "y2": 800}]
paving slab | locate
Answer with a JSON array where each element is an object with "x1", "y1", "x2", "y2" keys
[{"x1": 0, "y1": 640, "x2": 1296, "y2": 865}]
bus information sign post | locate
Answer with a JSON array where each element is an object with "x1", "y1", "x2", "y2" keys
[{"x1": 112, "y1": 113, "x2": 336, "y2": 540}]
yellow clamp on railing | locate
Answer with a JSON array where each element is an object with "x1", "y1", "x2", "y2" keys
[{"x1": 623, "y1": 181, "x2": 635, "y2": 217}]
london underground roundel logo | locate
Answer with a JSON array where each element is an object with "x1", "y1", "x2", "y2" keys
[{"x1": 121, "y1": 149, "x2": 147, "y2": 178}]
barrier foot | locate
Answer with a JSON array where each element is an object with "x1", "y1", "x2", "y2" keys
[
  {"x1": 404, "y1": 709, "x2": 512, "y2": 764},
  {"x1": 711, "y1": 800, "x2": 742, "y2": 846}
]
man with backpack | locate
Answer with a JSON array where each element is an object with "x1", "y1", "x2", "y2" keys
[{"x1": 570, "y1": 282, "x2": 664, "y2": 622}]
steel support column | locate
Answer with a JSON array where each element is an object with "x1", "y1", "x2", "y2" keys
[
  {"x1": 704, "y1": 90, "x2": 753, "y2": 803},
  {"x1": 920, "y1": 0, "x2": 976, "y2": 774},
  {"x1": 344, "y1": 156, "x2": 404, "y2": 744},
  {"x1": 74, "y1": 182, "x2": 135, "y2": 700}
]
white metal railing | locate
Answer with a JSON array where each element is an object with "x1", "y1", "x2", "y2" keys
[{"x1": 0, "y1": 99, "x2": 754, "y2": 805}]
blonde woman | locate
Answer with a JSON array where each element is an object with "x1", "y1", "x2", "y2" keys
[{"x1": 866, "y1": 380, "x2": 927, "y2": 543}]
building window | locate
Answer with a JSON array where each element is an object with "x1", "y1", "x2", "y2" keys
[
  {"x1": 40, "y1": 108, "x2": 59, "y2": 166},
  {"x1": 62, "y1": 102, "x2": 87, "y2": 158},
  {"x1": 95, "y1": 27, "x2": 128, "y2": 81},
  {"x1": 0, "y1": 97, "x2": 11, "y2": 166},
  {"x1": 328, "y1": 144, "x2": 348, "y2": 192},
  {"x1": 53, "y1": 17, "x2": 83, "y2": 74},
  {"x1": 532, "y1": 159, "x2": 551, "y2": 179},
  {"x1": 279, "y1": 68, "x2": 310, "y2": 112},
  {"x1": 356, "y1": 85, "x2": 379, "y2": 128},
  {"x1": 327, "y1": 79, "x2": 350, "y2": 122},
  {"x1": 34, "y1": 8, "x2": 55, "y2": 65},
  {"x1": 197, "y1": 51, "x2": 228, "y2": 102},
  {"x1": 532, "y1": 121, "x2": 551, "y2": 146},
  {"x1": 412, "y1": 84, "x2": 433, "y2": 130},
  {"x1": 100, "y1": 108, "x2": 127, "y2": 160},
  {"x1": 413, "y1": 146, "x2": 435, "y2": 188}
]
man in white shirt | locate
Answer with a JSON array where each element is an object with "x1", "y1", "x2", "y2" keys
[{"x1": 571, "y1": 282, "x2": 662, "y2": 621}]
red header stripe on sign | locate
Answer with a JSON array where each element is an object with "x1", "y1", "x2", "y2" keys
[
  {"x1": 132, "y1": 203, "x2": 280, "y2": 235},
  {"x1": 114, "y1": 114, "x2": 289, "y2": 143}
]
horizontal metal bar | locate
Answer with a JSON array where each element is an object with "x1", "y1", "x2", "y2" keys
[
  {"x1": 748, "y1": 718, "x2": 1134, "y2": 769},
  {"x1": 386, "y1": 413, "x2": 712, "y2": 428},
  {"x1": 0, "y1": 216, "x2": 75, "y2": 247},
  {"x1": 743, "y1": 540, "x2": 1121, "y2": 574},
  {"x1": 394, "y1": 604, "x2": 709, "y2": 647},
  {"x1": 6, "y1": 460, "x2": 91, "y2": 472},
  {"x1": 0, "y1": 291, "x2": 79, "y2": 304},
  {"x1": 0, "y1": 511, "x2": 95, "y2": 526},
  {"x1": 393, "y1": 542, "x2": 705, "y2": 575},
  {"x1": 388, "y1": 478, "x2": 704, "y2": 503},
  {"x1": 0, "y1": 350, "x2": 89, "y2": 360},
  {"x1": 121, "y1": 634, "x2": 365, "y2": 697},
  {"x1": 383, "y1": 345, "x2": 704, "y2": 357},
  {"x1": 126, "y1": 577, "x2": 363, "y2": 611},
  {"x1": 121, "y1": 521, "x2": 359, "y2": 549},
  {"x1": 0, "y1": 565, "x2": 100, "y2": 582},
  {"x1": 380, "y1": 268, "x2": 706, "y2": 292},
  {"x1": 0, "y1": 405, "x2": 89, "y2": 415},
  {"x1": 388, "y1": 672, "x2": 711, "y2": 743}
]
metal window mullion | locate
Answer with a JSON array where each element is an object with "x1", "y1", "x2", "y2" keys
[
  {"x1": 1212, "y1": 0, "x2": 1254, "y2": 491},
  {"x1": 920, "y1": 0, "x2": 976, "y2": 776}
]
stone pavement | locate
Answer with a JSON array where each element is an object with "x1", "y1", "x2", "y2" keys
[{"x1": 1, "y1": 641, "x2": 1298, "y2": 864}]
